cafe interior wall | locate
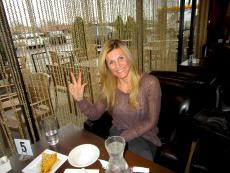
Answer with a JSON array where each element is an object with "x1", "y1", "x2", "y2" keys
[{"x1": 0, "y1": 0, "x2": 181, "y2": 157}]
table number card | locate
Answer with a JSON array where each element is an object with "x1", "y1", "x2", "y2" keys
[{"x1": 14, "y1": 139, "x2": 33, "y2": 156}]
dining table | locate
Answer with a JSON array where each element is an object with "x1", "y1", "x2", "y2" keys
[{"x1": 9, "y1": 123, "x2": 174, "y2": 173}]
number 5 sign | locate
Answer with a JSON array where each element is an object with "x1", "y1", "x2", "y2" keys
[{"x1": 14, "y1": 139, "x2": 33, "y2": 156}]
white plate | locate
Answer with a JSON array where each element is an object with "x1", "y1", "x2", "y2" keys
[
  {"x1": 68, "y1": 144, "x2": 100, "y2": 168},
  {"x1": 22, "y1": 149, "x2": 68, "y2": 173}
]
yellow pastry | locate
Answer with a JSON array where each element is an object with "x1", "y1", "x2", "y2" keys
[{"x1": 41, "y1": 152, "x2": 57, "y2": 173}]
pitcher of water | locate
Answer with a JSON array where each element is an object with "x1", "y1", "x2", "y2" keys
[{"x1": 105, "y1": 136, "x2": 130, "y2": 173}]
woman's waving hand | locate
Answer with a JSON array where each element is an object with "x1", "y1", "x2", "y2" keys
[{"x1": 68, "y1": 71, "x2": 87, "y2": 101}]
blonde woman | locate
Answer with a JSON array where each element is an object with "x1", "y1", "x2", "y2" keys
[{"x1": 68, "y1": 40, "x2": 161, "y2": 161}]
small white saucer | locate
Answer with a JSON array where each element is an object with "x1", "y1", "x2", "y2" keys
[{"x1": 68, "y1": 144, "x2": 100, "y2": 168}]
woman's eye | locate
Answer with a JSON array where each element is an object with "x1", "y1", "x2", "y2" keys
[{"x1": 108, "y1": 61, "x2": 114, "y2": 65}]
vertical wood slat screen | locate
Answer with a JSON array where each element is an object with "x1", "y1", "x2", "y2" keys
[{"x1": 0, "y1": 0, "x2": 179, "y2": 157}]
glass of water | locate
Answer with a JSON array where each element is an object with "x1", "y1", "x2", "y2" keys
[
  {"x1": 41, "y1": 116, "x2": 59, "y2": 145},
  {"x1": 105, "y1": 136, "x2": 129, "y2": 173}
]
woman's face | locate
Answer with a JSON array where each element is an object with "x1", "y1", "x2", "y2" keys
[{"x1": 105, "y1": 48, "x2": 131, "y2": 79}]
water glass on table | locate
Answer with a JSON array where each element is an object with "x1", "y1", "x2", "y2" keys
[
  {"x1": 105, "y1": 136, "x2": 129, "y2": 173},
  {"x1": 41, "y1": 116, "x2": 59, "y2": 145}
]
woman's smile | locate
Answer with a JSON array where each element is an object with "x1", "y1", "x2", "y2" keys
[{"x1": 106, "y1": 48, "x2": 131, "y2": 79}]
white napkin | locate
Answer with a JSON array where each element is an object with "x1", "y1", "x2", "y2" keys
[
  {"x1": 98, "y1": 159, "x2": 108, "y2": 169},
  {"x1": 98, "y1": 159, "x2": 149, "y2": 173},
  {"x1": 0, "y1": 156, "x2": 12, "y2": 173},
  {"x1": 132, "y1": 167, "x2": 150, "y2": 173},
  {"x1": 64, "y1": 168, "x2": 99, "y2": 173}
]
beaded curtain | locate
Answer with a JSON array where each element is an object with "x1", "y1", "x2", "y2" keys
[{"x1": 0, "y1": 0, "x2": 179, "y2": 157}]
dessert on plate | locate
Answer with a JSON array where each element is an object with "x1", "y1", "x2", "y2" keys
[{"x1": 41, "y1": 152, "x2": 57, "y2": 173}]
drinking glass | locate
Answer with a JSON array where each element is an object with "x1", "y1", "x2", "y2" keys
[
  {"x1": 41, "y1": 116, "x2": 59, "y2": 145},
  {"x1": 105, "y1": 136, "x2": 130, "y2": 173}
]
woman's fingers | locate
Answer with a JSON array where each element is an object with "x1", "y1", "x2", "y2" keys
[
  {"x1": 77, "y1": 71, "x2": 82, "y2": 85},
  {"x1": 81, "y1": 83, "x2": 87, "y2": 90},
  {"x1": 70, "y1": 71, "x2": 83, "y2": 85},
  {"x1": 68, "y1": 71, "x2": 87, "y2": 101},
  {"x1": 70, "y1": 71, "x2": 77, "y2": 84}
]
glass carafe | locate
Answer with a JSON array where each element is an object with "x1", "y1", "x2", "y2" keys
[{"x1": 105, "y1": 136, "x2": 130, "y2": 173}]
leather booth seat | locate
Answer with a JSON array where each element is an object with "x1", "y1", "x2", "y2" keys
[
  {"x1": 84, "y1": 111, "x2": 112, "y2": 139},
  {"x1": 190, "y1": 109, "x2": 230, "y2": 173},
  {"x1": 188, "y1": 44, "x2": 230, "y2": 172},
  {"x1": 84, "y1": 71, "x2": 217, "y2": 173},
  {"x1": 201, "y1": 43, "x2": 230, "y2": 111},
  {"x1": 151, "y1": 71, "x2": 217, "y2": 110},
  {"x1": 150, "y1": 71, "x2": 217, "y2": 173}
]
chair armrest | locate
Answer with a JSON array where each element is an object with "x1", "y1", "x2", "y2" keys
[
  {"x1": 30, "y1": 98, "x2": 50, "y2": 106},
  {"x1": 0, "y1": 92, "x2": 17, "y2": 100}
]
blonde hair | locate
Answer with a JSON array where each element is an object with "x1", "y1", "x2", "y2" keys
[{"x1": 98, "y1": 40, "x2": 141, "y2": 112}]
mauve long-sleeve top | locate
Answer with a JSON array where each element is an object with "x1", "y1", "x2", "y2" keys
[{"x1": 77, "y1": 73, "x2": 162, "y2": 146}]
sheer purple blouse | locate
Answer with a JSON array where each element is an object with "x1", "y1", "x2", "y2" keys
[{"x1": 77, "y1": 73, "x2": 162, "y2": 146}]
